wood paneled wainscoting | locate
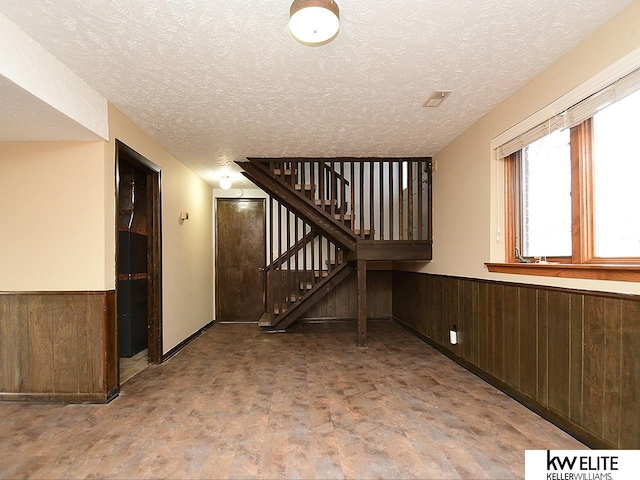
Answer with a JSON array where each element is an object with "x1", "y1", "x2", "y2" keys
[
  {"x1": 392, "y1": 271, "x2": 640, "y2": 449},
  {"x1": 0, "y1": 291, "x2": 117, "y2": 403},
  {"x1": 300, "y1": 269, "x2": 392, "y2": 321}
]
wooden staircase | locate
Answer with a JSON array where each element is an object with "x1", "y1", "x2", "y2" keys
[
  {"x1": 258, "y1": 261, "x2": 355, "y2": 330},
  {"x1": 238, "y1": 158, "x2": 433, "y2": 345}
]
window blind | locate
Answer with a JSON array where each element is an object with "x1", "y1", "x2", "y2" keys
[{"x1": 496, "y1": 67, "x2": 640, "y2": 159}]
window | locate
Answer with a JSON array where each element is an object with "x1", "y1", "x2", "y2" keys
[
  {"x1": 518, "y1": 129, "x2": 571, "y2": 259},
  {"x1": 490, "y1": 68, "x2": 640, "y2": 280},
  {"x1": 592, "y1": 88, "x2": 640, "y2": 258}
]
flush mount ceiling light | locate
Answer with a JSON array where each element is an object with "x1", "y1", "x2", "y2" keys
[
  {"x1": 289, "y1": 0, "x2": 340, "y2": 46},
  {"x1": 219, "y1": 176, "x2": 232, "y2": 190},
  {"x1": 423, "y1": 90, "x2": 452, "y2": 108}
]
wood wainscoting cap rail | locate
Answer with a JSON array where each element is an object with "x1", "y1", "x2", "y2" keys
[{"x1": 485, "y1": 262, "x2": 640, "y2": 282}]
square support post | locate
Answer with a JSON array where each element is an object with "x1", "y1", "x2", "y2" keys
[{"x1": 357, "y1": 259, "x2": 368, "y2": 348}]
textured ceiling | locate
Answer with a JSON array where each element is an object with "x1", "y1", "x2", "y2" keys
[{"x1": 0, "y1": 0, "x2": 634, "y2": 187}]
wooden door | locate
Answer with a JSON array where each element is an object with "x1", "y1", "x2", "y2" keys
[{"x1": 216, "y1": 198, "x2": 265, "y2": 322}]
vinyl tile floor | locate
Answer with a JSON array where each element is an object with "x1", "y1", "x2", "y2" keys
[
  {"x1": 119, "y1": 348, "x2": 149, "y2": 385},
  {"x1": 0, "y1": 320, "x2": 586, "y2": 479}
]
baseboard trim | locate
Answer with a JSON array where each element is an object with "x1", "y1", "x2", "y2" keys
[
  {"x1": 0, "y1": 290, "x2": 116, "y2": 295},
  {"x1": 105, "y1": 386, "x2": 120, "y2": 403},
  {"x1": 217, "y1": 321, "x2": 258, "y2": 324},
  {"x1": 0, "y1": 391, "x2": 115, "y2": 404},
  {"x1": 391, "y1": 316, "x2": 609, "y2": 450},
  {"x1": 162, "y1": 319, "x2": 215, "y2": 362},
  {"x1": 297, "y1": 316, "x2": 391, "y2": 323}
]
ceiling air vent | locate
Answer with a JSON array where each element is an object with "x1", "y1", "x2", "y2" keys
[{"x1": 423, "y1": 90, "x2": 452, "y2": 107}]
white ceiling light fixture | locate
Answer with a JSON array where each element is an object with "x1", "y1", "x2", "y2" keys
[
  {"x1": 423, "y1": 90, "x2": 452, "y2": 108},
  {"x1": 289, "y1": 0, "x2": 340, "y2": 46},
  {"x1": 219, "y1": 176, "x2": 232, "y2": 190}
]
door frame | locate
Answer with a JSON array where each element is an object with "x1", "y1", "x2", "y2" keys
[
  {"x1": 115, "y1": 140, "x2": 163, "y2": 369},
  {"x1": 215, "y1": 197, "x2": 266, "y2": 323}
]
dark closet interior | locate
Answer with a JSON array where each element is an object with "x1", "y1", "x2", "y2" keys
[{"x1": 118, "y1": 161, "x2": 149, "y2": 358}]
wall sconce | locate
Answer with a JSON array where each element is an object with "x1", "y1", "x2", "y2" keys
[
  {"x1": 449, "y1": 325, "x2": 458, "y2": 345},
  {"x1": 219, "y1": 176, "x2": 232, "y2": 190}
]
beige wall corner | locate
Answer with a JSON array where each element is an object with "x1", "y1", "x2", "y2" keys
[
  {"x1": 427, "y1": 0, "x2": 640, "y2": 295},
  {"x1": 0, "y1": 13, "x2": 108, "y2": 140}
]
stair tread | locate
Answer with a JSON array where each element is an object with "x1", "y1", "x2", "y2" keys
[
  {"x1": 295, "y1": 184, "x2": 315, "y2": 199},
  {"x1": 273, "y1": 168, "x2": 296, "y2": 176},
  {"x1": 258, "y1": 312, "x2": 274, "y2": 327}
]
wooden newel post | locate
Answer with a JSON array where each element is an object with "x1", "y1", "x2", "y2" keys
[{"x1": 357, "y1": 259, "x2": 368, "y2": 348}]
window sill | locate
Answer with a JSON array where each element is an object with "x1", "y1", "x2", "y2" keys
[{"x1": 485, "y1": 262, "x2": 640, "y2": 282}]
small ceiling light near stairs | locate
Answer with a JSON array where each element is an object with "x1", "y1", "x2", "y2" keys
[
  {"x1": 289, "y1": 0, "x2": 340, "y2": 46},
  {"x1": 219, "y1": 176, "x2": 232, "y2": 190}
]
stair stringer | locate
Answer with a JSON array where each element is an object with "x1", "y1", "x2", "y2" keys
[
  {"x1": 237, "y1": 161, "x2": 357, "y2": 252},
  {"x1": 264, "y1": 261, "x2": 356, "y2": 331}
]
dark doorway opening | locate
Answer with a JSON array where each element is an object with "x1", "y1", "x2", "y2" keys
[
  {"x1": 115, "y1": 140, "x2": 162, "y2": 384},
  {"x1": 216, "y1": 198, "x2": 266, "y2": 322}
]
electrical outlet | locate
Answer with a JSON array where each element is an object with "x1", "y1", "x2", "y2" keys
[{"x1": 449, "y1": 324, "x2": 458, "y2": 345}]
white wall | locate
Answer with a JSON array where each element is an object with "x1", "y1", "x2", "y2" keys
[{"x1": 412, "y1": 0, "x2": 640, "y2": 295}]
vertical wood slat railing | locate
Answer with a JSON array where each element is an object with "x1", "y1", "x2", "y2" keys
[
  {"x1": 266, "y1": 199, "x2": 344, "y2": 319},
  {"x1": 260, "y1": 159, "x2": 431, "y2": 241}
]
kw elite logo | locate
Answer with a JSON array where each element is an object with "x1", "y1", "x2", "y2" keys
[
  {"x1": 545, "y1": 450, "x2": 617, "y2": 480},
  {"x1": 525, "y1": 450, "x2": 639, "y2": 480}
]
